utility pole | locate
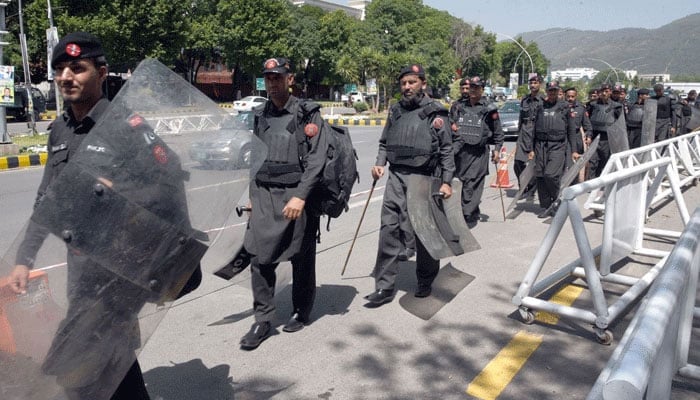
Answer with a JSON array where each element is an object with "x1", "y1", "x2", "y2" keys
[
  {"x1": 0, "y1": 0, "x2": 11, "y2": 144},
  {"x1": 17, "y1": 0, "x2": 36, "y2": 134},
  {"x1": 46, "y1": 0, "x2": 60, "y2": 115}
]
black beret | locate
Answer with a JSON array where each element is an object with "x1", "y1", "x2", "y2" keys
[
  {"x1": 637, "y1": 88, "x2": 650, "y2": 95},
  {"x1": 599, "y1": 83, "x2": 612, "y2": 91},
  {"x1": 262, "y1": 57, "x2": 292, "y2": 74},
  {"x1": 564, "y1": 87, "x2": 577, "y2": 92},
  {"x1": 469, "y1": 76, "x2": 485, "y2": 87},
  {"x1": 398, "y1": 64, "x2": 425, "y2": 81},
  {"x1": 51, "y1": 32, "x2": 105, "y2": 69},
  {"x1": 653, "y1": 83, "x2": 664, "y2": 91},
  {"x1": 546, "y1": 80, "x2": 561, "y2": 91}
]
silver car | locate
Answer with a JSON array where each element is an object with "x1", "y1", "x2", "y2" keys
[
  {"x1": 499, "y1": 100, "x2": 520, "y2": 140},
  {"x1": 189, "y1": 111, "x2": 255, "y2": 169}
]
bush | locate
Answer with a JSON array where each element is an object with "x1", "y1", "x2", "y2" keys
[{"x1": 353, "y1": 101, "x2": 369, "y2": 113}]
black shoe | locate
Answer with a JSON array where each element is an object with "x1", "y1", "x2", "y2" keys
[
  {"x1": 240, "y1": 321, "x2": 271, "y2": 350},
  {"x1": 414, "y1": 285, "x2": 432, "y2": 298},
  {"x1": 364, "y1": 289, "x2": 395, "y2": 305},
  {"x1": 537, "y1": 208, "x2": 552, "y2": 219},
  {"x1": 282, "y1": 313, "x2": 307, "y2": 333}
]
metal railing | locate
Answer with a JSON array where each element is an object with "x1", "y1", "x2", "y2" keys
[
  {"x1": 512, "y1": 155, "x2": 688, "y2": 343},
  {"x1": 586, "y1": 130, "x2": 700, "y2": 216},
  {"x1": 587, "y1": 207, "x2": 700, "y2": 399}
]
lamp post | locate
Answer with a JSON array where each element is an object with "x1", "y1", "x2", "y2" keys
[
  {"x1": 497, "y1": 32, "x2": 534, "y2": 73},
  {"x1": 0, "y1": 0, "x2": 10, "y2": 144},
  {"x1": 587, "y1": 58, "x2": 619, "y2": 82}
]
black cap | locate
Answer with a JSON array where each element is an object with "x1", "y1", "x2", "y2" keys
[
  {"x1": 469, "y1": 76, "x2": 485, "y2": 87},
  {"x1": 263, "y1": 58, "x2": 292, "y2": 74},
  {"x1": 459, "y1": 78, "x2": 469, "y2": 86},
  {"x1": 599, "y1": 83, "x2": 612, "y2": 91},
  {"x1": 528, "y1": 74, "x2": 543, "y2": 83},
  {"x1": 612, "y1": 84, "x2": 623, "y2": 93},
  {"x1": 564, "y1": 87, "x2": 577, "y2": 92},
  {"x1": 51, "y1": 32, "x2": 105, "y2": 69},
  {"x1": 637, "y1": 88, "x2": 650, "y2": 95},
  {"x1": 398, "y1": 64, "x2": 425, "y2": 81},
  {"x1": 653, "y1": 83, "x2": 664, "y2": 91},
  {"x1": 689, "y1": 90, "x2": 697, "y2": 96},
  {"x1": 546, "y1": 80, "x2": 560, "y2": 91}
]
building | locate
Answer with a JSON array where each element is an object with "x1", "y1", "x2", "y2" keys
[
  {"x1": 551, "y1": 68, "x2": 599, "y2": 82},
  {"x1": 637, "y1": 73, "x2": 671, "y2": 83},
  {"x1": 291, "y1": 0, "x2": 371, "y2": 20}
]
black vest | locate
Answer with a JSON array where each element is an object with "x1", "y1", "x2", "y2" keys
[
  {"x1": 589, "y1": 102, "x2": 616, "y2": 132},
  {"x1": 385, "y1": 104, "x2": 435, "y2": 169},
  {"x1": 627, "y1": 103, "x2": 644, "y2": 127},
  {"x1": 535, "y1": 101, "x2": 568, "y2": 141},
  {"x1": 255, "y1": 109, "x2": 303, "y2": 185}
]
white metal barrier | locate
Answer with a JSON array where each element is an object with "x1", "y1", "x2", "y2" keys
[
  {"x1": 586, "y1": 130, "x2": 700, "y2": 215},
  {"x1": 512, "y1": 155, "x2": 689, "y2": 343},
  {"x1": 587, "y1": 207, "x2": 700, "y2": 400}
]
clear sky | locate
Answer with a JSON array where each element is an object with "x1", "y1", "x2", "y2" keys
[
  {"x1": 424, "y1": 0, "x2": 699, "y2": 37},
  {"x1": 329, "y1": 0, "x2": 699, "y2": 38}
]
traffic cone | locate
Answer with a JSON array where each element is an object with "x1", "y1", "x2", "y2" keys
[{"x1": 490, "y1": 146, "x2": 515, "y2": 188}]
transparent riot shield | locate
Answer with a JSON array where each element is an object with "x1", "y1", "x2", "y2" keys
[
  {"x1": 407, "y1": 175, "x2": 480, "y2": 260},
  {"x1": 687, "y1": 104, "x2": 700, "y2": 132},
  {"x1": 608, "y1": 111, "x2": 629, "y2": 153},
  {"x1": 0, "y1": 58, "x2": 265, "y2": 400},
  {"x1": 641, "y1": 98, "x2": 657, "y2": 147}
]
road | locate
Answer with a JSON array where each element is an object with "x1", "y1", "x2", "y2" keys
[{"x1": 1, "y1": 126, "x2": 698, "y2": 400}]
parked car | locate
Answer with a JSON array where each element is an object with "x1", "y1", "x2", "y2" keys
[
  {"x1": 232, "y1": 96, "x2": 266, "y2": 112},
  {"x1": 188, "y1": 111, "x2": 255, "y2": 169},
  {"x1": 5, "y1": 85, "x2": 46, "y2": 122},
  {"x1": 499, "y1": 99, "x2": 520, "y2": 140}
]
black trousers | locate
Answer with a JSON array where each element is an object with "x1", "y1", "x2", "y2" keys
[
  {"x1": 534, "y1": 140, "x2": 566, "y2": 209},
  {"x1": 372, "y1": 170, "x2": 439, "y2": 291},
  {"x1": 250, "y1": 216, "x2": 319, "y2": 322}
]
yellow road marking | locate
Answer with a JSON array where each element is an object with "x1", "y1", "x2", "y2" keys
[
  {"x1": 466, "y1": 331, "x2": 543, "y2": 400},
  {"x1": 535, "y1": 284, "x2": 585, "y2": 325},
  {"x1": 466, "y1": 283, "x2": 585, "y2": 398}
]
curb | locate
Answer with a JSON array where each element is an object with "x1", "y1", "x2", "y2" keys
[{"x1": 0, "y1": 153, "x2": 47, "y2": 170}]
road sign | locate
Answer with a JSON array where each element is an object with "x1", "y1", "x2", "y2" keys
[{"x1": 256, "y1": 78, "x2": 265, "y2": 91}]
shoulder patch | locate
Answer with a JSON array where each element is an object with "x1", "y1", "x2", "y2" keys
[
  {"x1": 128, "y1": 114, "x2": 144, "y2": 127},
  {"x1": 491, "y1": 111, "x2": 499, "y2": 120},
  {"x1": 304, "y1": 123, "x2": 319, "y2": 138},
  {"x1": 153, "y1": 145, "x2": 168, "y2": 164},
  {"x1": 432, "y1": 118, "x2": 444, "y2": 129}
]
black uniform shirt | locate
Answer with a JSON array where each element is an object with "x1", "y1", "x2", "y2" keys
[
  {"x1": 16, "y1": 98, "x2": 110, "y2": 267},
  {"x1": 449, "y1": 96, "x2": 504, "y2": 150}
]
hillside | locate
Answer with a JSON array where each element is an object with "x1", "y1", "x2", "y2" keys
[{"x1": 520, "y1": 13, "x2": 700, "y2": 76}]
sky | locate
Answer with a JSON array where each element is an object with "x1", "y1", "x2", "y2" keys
[{"x1": 331, "y1": 0, "x2": 699, "y2": 38}]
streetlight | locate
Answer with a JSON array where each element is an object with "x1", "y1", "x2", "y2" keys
[
  {"x1": 497, "y1": 32, "x2": 534, "y2": 73},
  {"x1": 511, "y1": 29, "x2": 569, "y2": 73},
  {"x1": 0, "y1": 0, "x2": 10, "y2": 144},
  {"x1": 587, "y1": 58, "x2": 619, "y2": 82}
]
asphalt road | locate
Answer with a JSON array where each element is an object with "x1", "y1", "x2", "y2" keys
[{"x1": 1, "y1": 126, "x2": 698, "y2": 400}]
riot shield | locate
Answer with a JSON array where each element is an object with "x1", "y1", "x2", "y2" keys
[
  {"x1": 506, "y1": 161, "x2": 536, "y2": 212},
  {"x1": 0, "y1": 59, "x2": 265, "y2": 400},
  {"x1": 687, "y1": 104, "x2": 700, "y2": 132},
  {"x1": 558, "y1": 135, "x2": 600, "y2": 193},
  {"x1": 407, "y1": 175, "x2": 480, "y2": 260},
  {"x1": 641, "y1": 99, "x2": 658, "y2": 147},
  {"x1": 608, "y1": 111, "x2": 629, "y2": 153}
]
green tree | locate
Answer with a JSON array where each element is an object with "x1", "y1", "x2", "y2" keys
[{"x1": 217, "y1": 0, "x2": 292, "y2": 93}]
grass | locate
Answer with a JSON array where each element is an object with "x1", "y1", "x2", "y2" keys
[{"x1": 8, "y1": 133, "x2": 48, "y2": 155}]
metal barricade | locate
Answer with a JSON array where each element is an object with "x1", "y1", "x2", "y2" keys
[
  {"x1": 586, "y1": 130, "x2": 700, "y2": 215},
  {"x1": 512, "y1": 155, "x2": 688, "y2": 343},
  {"x1": 587, "y1": 207, "x2": 700, "y2": 400}
]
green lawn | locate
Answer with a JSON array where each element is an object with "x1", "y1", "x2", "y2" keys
[{"x1": 10, "y1": 133, "x2": 48, "y2": 154}]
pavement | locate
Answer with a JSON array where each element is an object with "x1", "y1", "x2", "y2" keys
[{"x1": 135, "y1": 170, "x2": 700, "y2": 399}]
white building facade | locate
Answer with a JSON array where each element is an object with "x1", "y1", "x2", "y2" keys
[{"x1": 291, "y1": 0, "x2": 371, "y2": 20}]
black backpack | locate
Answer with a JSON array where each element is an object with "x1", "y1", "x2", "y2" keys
[{"x1": 294, "y1": 100, "x2": 359, "y2": 226}]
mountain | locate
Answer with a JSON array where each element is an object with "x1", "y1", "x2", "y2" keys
[{"x1": 520, "y1": 13, "x2": 700, "y2": 76}]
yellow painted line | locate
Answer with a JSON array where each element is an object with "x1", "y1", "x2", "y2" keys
[
  {"x1": 535, "y1": 284, "x2": 585, "y2": 325},
  {"x1": 466, "y1": 283, "x2": 586, "y2": 398},
  {"x1": 466, "y1": 331, "x2": 543, "y2": 400},
  {"x1": 0, "y1": 158, "x2": 7, "y2": 169}
]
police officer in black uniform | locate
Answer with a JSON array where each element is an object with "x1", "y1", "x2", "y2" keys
[
  {"x1": 564, "y1": 87, "x2": 590, "y2": 168},
  {"x1": 586, "y1": 83, "x2": 624, "y2": 179},
  {"x1": 681, "y1": 90, "x2": 697, "y2": 134},
  {"x1": 514, "y1": 74, "x2": 545, "y2": 195},
  {"x1": 626, "y1": 88, "x2": 649, "y2": 148},
  {"x1": 364, "y1": 64, "x2": 455, "y2": 305},
  {"x1": 651, "y1": 83, "x2": 676, "y2": 141},
  {"x1": 8, "y1": 32, "x2": 190, "y2": 400},
  {"x1": 239, "y1": 57, "x2": 329, "y2": 350},
  {"x1": 449, "y1": 76, "x2": 502, "y2": 225},
  {"x1": 532, "y1": 81, "x2": 579, "y2": 217}
]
